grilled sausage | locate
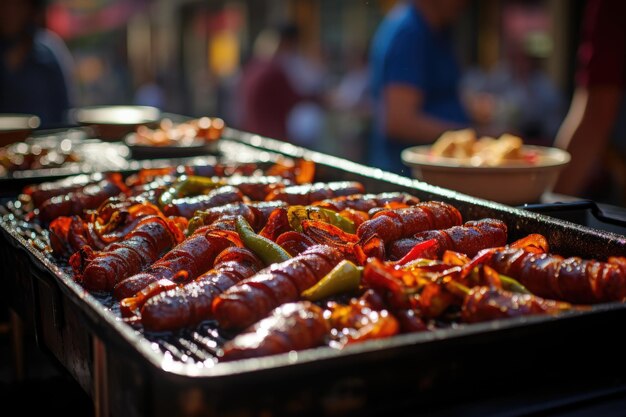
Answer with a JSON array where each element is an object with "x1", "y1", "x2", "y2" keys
[
  {"x1": 212, "y1": 245, "x2": 343, "y2": 329},
  {"x1": 388, "y1": 218, "x2": 508, "y2": 259},
  {"x1": 71, "y1": 215, "x2": 180, "y2": 292},
  {"x1": 221, "y1": 301, "x2": 328, "y2": 361},
  {"x1": 356, "y1": 201, "x2": 462, "y2": 244},
  {"x1": 265, "y1": 181, "x2": 365, "y2": 205},
  {"x1": 141, "y1": 247, "x2": 263, "y2": 331}
]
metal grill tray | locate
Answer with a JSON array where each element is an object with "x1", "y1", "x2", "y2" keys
[
  {"x1": 0, "y1": 116, "x2": 220, "y2": 196},
  {"x1": 2, "y1": 130, "x2": 626, "y2": 417},
  {"x1": 0, "y1": 129, "x2": 129, "y2": 194}
]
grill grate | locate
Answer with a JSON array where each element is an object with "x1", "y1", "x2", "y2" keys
[
  {"x1": 1, "y1": 203, "x2": 234, "y2": 366},
  {"x1": 1, "y1": 201, "x2": 52, "y2": 254},
  {"x1": 5, "y1": 183, "x2": 626, "y2": 369},
  {"x1": 143, "y1": 325, "x2": 228, "y2": 365}
]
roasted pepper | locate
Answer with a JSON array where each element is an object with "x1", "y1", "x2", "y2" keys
[
  {"x1": 499, "y1": 274, "x2": 531, "y2": 294},
  {"x1": 158, "y1": 176, "x2": 224, "y2": 207},
  {"x1": 401, "y1": 258, "x2": 439, "y2": 270},
  {"x1": 295, "y1": 159, "x2": 316, "y2": 184},
  {"x1": 288, "y1": 205, "x2": 356, "y2": 234},
  {"x1": 235, "y1": 216, "x2": 291, "y2": 265},
  {"x1": 468, "y1": 264, "x2": 531, "y2": 294},
  {"x1": 186, "y1": 210, "x2": 212, "y2": 235},
  {"x1": 443, "y1": 250, "x2": 530, "y2": 294},
  {"x1": 416, "y1": 281, "x2": 456, "y2": 318},
  {"x1": 301, "y1": 259, "x2": 362, "y2": 301},
  {"x1": 395, "y1": 238, "x2": 438, "y2": 265}
]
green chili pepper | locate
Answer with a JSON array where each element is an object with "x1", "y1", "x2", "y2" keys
[
  {"x1": 499, "y1": 274, "x2": 531, "y2": 294},
  {"x1": 235, "y1": 216, "x2": 291, "y2": 265},
  {"x1": 469, "y1": 266, "x2": 531, "y2": 295},
  {"x1": 159, "y1": 176, "x2": 224, "y2": 207},
  {"x1": 301, "y1": 260, "x2": 363, "y2": 301},
  {"x1": 186, "y1": 212, "x2": 208, "y2": 236},
  {"x1": 443, "y1": 280, "x2": 471, "y2": 299},
  {"x1": 401, "y1": 258, "x2": 439, "y2": 270},
  {"x1": 288, "y1": 205, "x2": 356, "y2": 234}
]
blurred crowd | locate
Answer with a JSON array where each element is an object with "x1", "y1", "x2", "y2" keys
[
  {"x1": 2, "y1": 0, "x2": 626, "y2": 205},
  {"x1": 232, "y1": 2, "x2": 567, "y2": 170}
]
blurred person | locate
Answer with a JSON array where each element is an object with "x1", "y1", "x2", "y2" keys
[
  {"x1": 462, "y1": 32, "x2": 565, "y2": 145},
  {"x1": 284, "y1": 42, "x2": 328, "y2": 148},
  {"x1": 333, "y1": 48, "x2": 370, "y2": 114},
  {"x1": 328, "y1": 47, "x2": 371, "y2": 162},
  {"x1": 134, "y1": 70, "x2": 165, "y2": 110},
  {"x1": 369, "y1": 0, "x2": 469, "y2": 174},
  {"x1": 0, "y1": 0, "x2": 73, "y2": 128},
  {"x1": 239, "y1": 23, "x2": 318, "y2": 142},
  {"x1": 286, "y1": 101, "x2": 325, "y2": 147},
  {"x1": 283, "y1": 40, "x2": 327, "y2": 97},
  {"x1": 554, "y1": 0, "x2": 626, "y2": 202}
]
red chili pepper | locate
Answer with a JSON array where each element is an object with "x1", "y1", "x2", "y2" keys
[
  {"x1": 459, "y1": 248, "x2": 495, "y2": 280},
  {"x1": 395, "y1": 238, "x2": 438, "y2": 265}
]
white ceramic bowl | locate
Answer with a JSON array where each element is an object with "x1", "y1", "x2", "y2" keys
[
  {"x1": 71, "y1": 105, "x2": 161, "y2": 141},
  {"x1": 401, "y1": 145, "x2": 571, "y2": 205},
  {"x1": 0, "y1": 113, "x2": 40, "y2": 146}
]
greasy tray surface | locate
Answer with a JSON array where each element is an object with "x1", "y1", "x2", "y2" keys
[
  {"x1": 0, "y1": 129, "x2": 130, "y2": 199},
  {"x1": 124, "y1": 134, "x2": 219, "y2": 160},
  {"x1": 0, "y1": 116, "x2": 215, "y2": 184},
  {"x1": 2, "y1": 130, "x2": 626, "y2": 380}
]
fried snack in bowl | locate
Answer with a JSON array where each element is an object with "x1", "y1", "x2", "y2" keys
[{"x1": 402, "y1": 130, "x2": 570, "y2": 205}]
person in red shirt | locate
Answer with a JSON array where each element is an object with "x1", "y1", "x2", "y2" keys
[
  {"x1": 239, "y1": 24, "x2": 311, "y2": 141},
  {"x1": 554, "y1": 0, "x2": 626, "y2": 198}
]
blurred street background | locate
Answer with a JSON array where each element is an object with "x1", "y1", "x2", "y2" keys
[
  {"x1": 41, "y1": 0, "x2": 579, "y2": 162},
  {"x1": 1, "y1": 3, "x2": 624, "y2": 415}
]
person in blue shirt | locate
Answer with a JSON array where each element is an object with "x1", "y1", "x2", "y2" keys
[
  {"x1": 370, "y1": 0, "x2": 469, "y2": 174},
  {"x1": 0, "y1": 0, "x2": 73, "y2": 128}
]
